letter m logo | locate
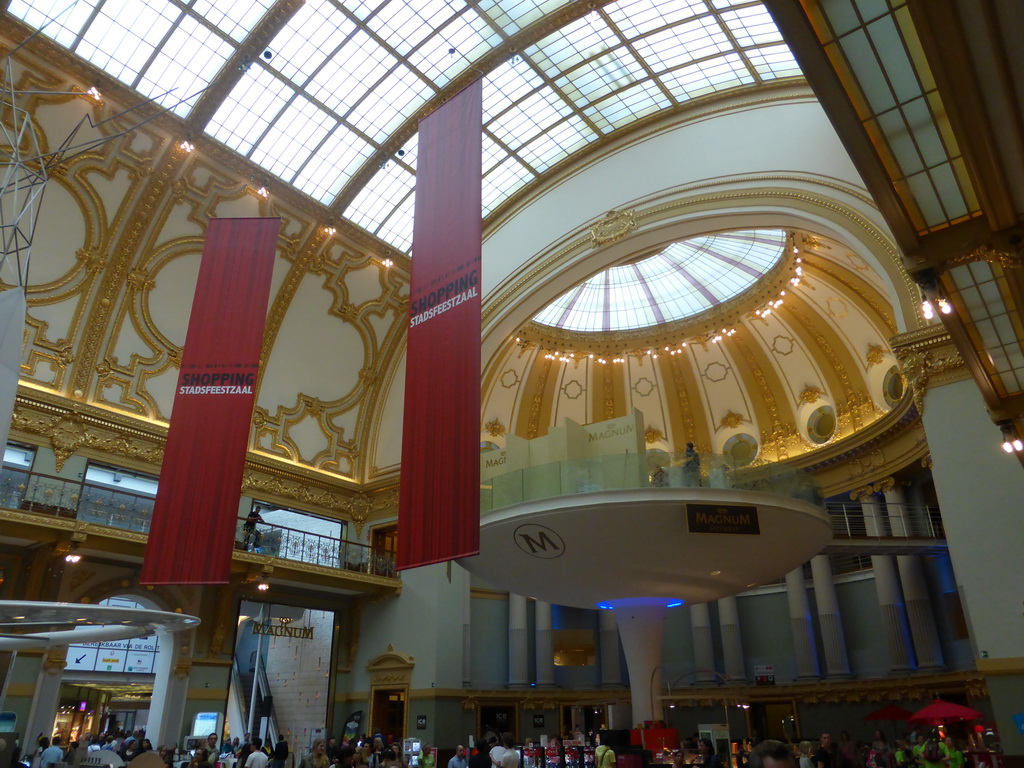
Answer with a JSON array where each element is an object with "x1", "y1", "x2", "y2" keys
[{"x1": 514, "y1": 524, "x2": 565, "y2": 559}]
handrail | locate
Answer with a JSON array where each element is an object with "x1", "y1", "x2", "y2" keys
[
  {"x1": 0, "y1": 466, "x2": 397, "y2": 578},
  {"x1": 824, "y1": 501, "x2": 945, "y2": 539}
]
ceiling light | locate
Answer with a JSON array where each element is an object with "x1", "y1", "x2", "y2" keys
[
  {"x1": 323, "y1": 225, "x2": 336, "y2": 235},
  {"x1": 179, "y1": 140, "x2": 195, "y2": 153},
  {"x1": 938, "y1": 298, "x2": 953, "y2": 314},
  {"x1": 86, "y1": 86, "x2": 101, "y2": 101},
  {"x1": 382, "y1": 258, "x2": 393, "y2": 268},
  {"x1": 257, "y1": 581, "x2": 270, "y2": 591},
  {"x1": 921, "y1": 300, "x2": 934, "y2": 320},
  {"x1": 710, "y1": 570, "x2": 721, "y2": 576}
]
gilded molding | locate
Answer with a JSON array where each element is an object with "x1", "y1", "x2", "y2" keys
[
  {"x1": 865, "y1": 344, "x2": 887, "y2": 367},
  {"x1": 718, "y1": 410, "x2": 746, "y2": 430},
  {"x1": 483, "y1": 418, "x2": 506, "y2": 438},
  {"x1": 890, "y1": 326, "x2": 969, "y2": 413},
  {"x1": 947, "y1": 244, "x2": 1023, "y2": 270},
  {"x1": 643, "y1": 425, "x2": 665, "y2": 444},
  {"x1": 589, "y1": 209, "x2": 637, "y2": 246},
  {"x1": 798, "y1": 385, "x2": 825, "y2": 406}
]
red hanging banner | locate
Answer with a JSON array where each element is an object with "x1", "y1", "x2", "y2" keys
[
  {"x1": 141, "y1": 217, "x2": 279, "y2": 585},
  {"x1": 397, "y1": 80, "x2": 483, "y2": 570}
]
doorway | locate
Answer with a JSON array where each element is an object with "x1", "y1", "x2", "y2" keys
[
  {"x1": 749, "y1": 702, "x2": 798, "y2": 743},
  {"x1": 479, "y1": 704, "x2": 517, "y2": 741},
  {"x1": 372, "y1": 688, "x2": 406, "y2": 741}
]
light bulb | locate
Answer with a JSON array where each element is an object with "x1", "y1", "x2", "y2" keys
[
  {"x1": 1014, "y1": 439, "x2": 1023, "y2": 452},
  {"x1": 1002, "y1": 440, "x2": 1014, "y2": 453},
  {"x1": 922, "y1": 300, "x2": 934, "y2": 320},
  {"x1": 939, "y1": 298, "x2": 953, "y2": 314}
]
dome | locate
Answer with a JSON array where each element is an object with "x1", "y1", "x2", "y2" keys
[{"x1": 533, "y1": 229, "x2": 788, "y2": 332}]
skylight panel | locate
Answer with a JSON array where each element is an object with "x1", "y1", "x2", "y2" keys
[
  {"x1": 720, "y1": 5, "x2": 784, "y2": 47},
  {"x1": 584, "y1": 79, "x2": 671, "y2": 131},
  {"x1": 249, "y1": 96, "x2": 336, "y2": 182},
  {"x1": 306, "y1": 30, "x2": 397, "y2": 117},
  {"x1": 366, "y1": 0, "x2": 458, "y2": 56},
  {"x1": 345, "y1": 163, "x2": 415, "y2": 232},
  {"x1": 347, "y1": 67, "x2": 434, "y2": 143},
  {"x1": 555, "y1": 47, "x2": 645, "y2": 107},
  {"x1": 534, "y1": 230, "x2": 786, "y2": 332},
  {"x1": 135, "y1": 15, "x2": 234, "y2": 116},
  {"x1": 658, "y1": 53, "x2": 752, "y2": 101},
  {"x1": 7, "y1": 0, "x2": 96, "y2": 47},
  {"x1": 631, "y1": 15, "x2": 732, "y2": 72},
  {"x1": 192, "y1": 0, "x2": 274, "y2": 43},
  {"x1": 744, "y1": 44, "x2": 801, "y2": 80},
  {"x1": 482, "y1": 156, "x2": 534, "y2": 214},
  {"x1": 528, "y1": 15, "x2": 621, "y2": 77},
  {"x1": 487, "y1": 87, "x2": 572, "y2": 151},
  {"x1": 206, "y1": 66, "x2": 295, "y2": 155},
  {"x1": 408, "y1": 12, "x2": 498, "y2": 86},
  {"x1": 475, "y1": 0, "x2": 574, "y2": 35},
  {"x1": 292, "y1": 127, "x2": 375, "y2": 204},
  {"x1": 74, "y1": 0, "x2": 180, "y2": 85},
  {"x1": 376, "y1": 193, "x2": 416, "y2": 252},
  {"x1": 604, "y1": 0, "x2": 708, "y2": 39},
  {"x1": 517, "y1": 115, "x2": 596, "y2": 172},
  {"x1": 266, "y1": 0, "x2": 357, "y2": 85},
  {"x1": 483, "y1": 60, "x2": 545, "y2": 121}
]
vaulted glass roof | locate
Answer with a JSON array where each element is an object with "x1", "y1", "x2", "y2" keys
[
  {"x1": 8, "y1": 0, "x2": 801, "y2": 252},
  {"x1": 533, "y1": 229, "x2": 786, "y2": 332}
]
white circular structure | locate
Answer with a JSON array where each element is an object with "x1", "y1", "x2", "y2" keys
[
  {"x1": 0, "y1": 601, "x2": 201, "y2": 650},
  {"x1": 461, "y1": 487, "x2": 832, "y2": 609}
]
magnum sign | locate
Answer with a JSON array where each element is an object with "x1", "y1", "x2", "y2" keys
[
  {"x1": 686, "y1": 503, "x2": 760, "y2": 535},
  {"x1": 251, "y1": 621, "x2": 314, "y2": 640}
]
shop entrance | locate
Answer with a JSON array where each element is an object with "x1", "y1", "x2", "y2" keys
[
  {"x1": 479, "y1": 704, "x2": 517, "y2": 741},
  {"x1": 371, "y1": 688, "x2": 406, "y2": 741},
  {"x1": 749, "y1": 702, "x2": 798, "y2": 743},
  {"x1": 561, "y1": 705, "x2": 607, "y2": 740}
]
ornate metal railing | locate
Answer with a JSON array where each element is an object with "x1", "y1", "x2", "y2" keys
[{"x1": 0, "y1": 466, "x2": 395, "y2": 577}]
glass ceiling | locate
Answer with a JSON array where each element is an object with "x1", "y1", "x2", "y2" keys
[
  {"x1": 533, "y1": 229, "x2": 786, "y2": 332},
  {"x1": 8, "y1": 0, "x2": 801, "y2": 253}
]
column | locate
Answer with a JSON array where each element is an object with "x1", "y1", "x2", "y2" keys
[
  {"x1": 871, "y1": 555, "x2": 915, "y2": 672},
  {"x1": 785, "y1": 566, "x2": 820, "y2": 679},
  {"x1": 858, "y1": 491, "x2": 915, "y2": 672},
  {"x1": 24, "y1": 648, "x2": 66, "y2": 746},
  {"x1": 610, "y1": 603, "x2": 666, "y2": 724},
  {"x1": 690, "y1": 603, "x2": 716, "y2": 683},
  {"x1": 717, "y1": 596, "x2": 746, "y2": 682},
  {"x1": 897, "y1": 555, "x2": 945, "y2": 670},
  {"x1": 810, "y1": 555, "x2": 851, "y2": 677},
  {"x1": 508, "y1": 593, "x2": 529, "y2": 688},
  {"x1": 535, "y1": 600, "x2": 555, "y2": 688},
  {"x1": 463, "y1": 576, "x2": 472, "y2": 686},
  {"x1": 599, "y1": 609, "x2": 622, "y2": 687},
  {"x1": 148, "y1": 630, "x2": 192, "y2": 747},
  {"x1": 881, "y1": 481, "x2": 909, "y2": 537}
]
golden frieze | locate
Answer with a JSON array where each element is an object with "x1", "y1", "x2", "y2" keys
[
  {"x1": 797, "y1": 385, "x2": 824, "y2": 405},
  {"x1": 484, "y1": 418, "x2": 506, "y2": 438},
  {"x1": 865, "y1": 343, "x2": 887, "y2": 367},
  {"x1": 589, "y1": 209, "x2": 637, "y2": 246},
  {"x1": 718, "y1": 410, "x2": 746, "y2": 430},
  {"x1": 948, "y1": 244, "x2": 1023, "y2": 270},
  {"x1": 644, "y1": 425, "x2": 665, "y2": 444}
]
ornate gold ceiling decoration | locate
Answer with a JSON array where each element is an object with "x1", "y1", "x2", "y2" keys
[
  {"x1": 484, "y1": 418, "x2": 506, "y2": 438},
  {"x1": 718, "y1": 411, "x2": 747, "y2": 430},
  {"x1": 589, "y1": 209, "x2": 637, "y2": 247},
  {"x1": 891, "y1": 326, "x2": 970, "y2": 415},
  {"x1": 798, "y1": 385, "x2": 825, "y2": 405}
]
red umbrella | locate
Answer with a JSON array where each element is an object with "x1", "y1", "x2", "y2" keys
[
  {"x1": 909, "y1": 700, "x2": 983, "y2": 724},
  {"x1": 865, "y1": 705, "x2": 914, "y2": 722}
]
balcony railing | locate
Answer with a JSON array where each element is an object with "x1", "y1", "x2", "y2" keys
[
  {"x1": 481, "y1": 450, "x2": 823, "y2": 512},
  {"x1": 0, "y1": 466, "x2": 395, "y2": 577},
  {"x1": 825, "y1": 501, "x2": 945, "y2": 539}
]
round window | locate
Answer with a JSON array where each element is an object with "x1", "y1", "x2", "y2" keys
[
  {"x1": 723, "y1": 433, "x2": 758, "y2": 467},
  {"x1": 883, "y1": 365, "x2": 905, "y2": 408},
  {"x1": 807, "y1": 405, "x2": 836, "y2": 444}
]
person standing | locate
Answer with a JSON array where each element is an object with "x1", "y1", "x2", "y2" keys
[
  {"x1": 272, "y1": 736, "x2": 289, "y2": 768},
  {"x1": 469, "y1": 741, "x2": 492, "y2": 768},
  {"x1": 595, "y1": 734, "x2": 616, "y2": 768},
  {"x1": 449, "y1": 747, "x2": 468, "y2": 768},
  {"x1": 420, "y1": 745, "x2": 436, "y2": 768},
  {"x1": 247, "y1": 739, "x2": 269, "y2": 768},
  {"x1": 489, "y1": 737, "x2": 506, "y2": 768},
  {"x1": 815, "y1": 735, "x2": 834, "y2": 768},
  {"x1": 40, "y1": 738, "x2": 65, "y2": 768},
  {"x1": 302, "y1": 741, "x2": 330, "y2": 768},
  {"x1": 499, "y1": 738, "x2": 519, "y2": 768}
]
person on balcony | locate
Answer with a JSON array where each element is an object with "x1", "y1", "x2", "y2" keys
[
  {"x1": 683, "y1": 443, "x2": 701, "y2": 487},
  {"x1": 244, "y1": 506, "x2": 266, "y2": 551}
]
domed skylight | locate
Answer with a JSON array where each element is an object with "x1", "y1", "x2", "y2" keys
[{"x1": 533, "y1": 229, "x2": 786, "y2": 332}]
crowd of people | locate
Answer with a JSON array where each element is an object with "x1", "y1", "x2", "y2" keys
[{"x1": 683, "y1": 729, "x2": 976, "y2": 768}]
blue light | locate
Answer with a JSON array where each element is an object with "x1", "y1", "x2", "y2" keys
[{"x1": 594, "y1": 597, "x2": 685, "y2": 609}]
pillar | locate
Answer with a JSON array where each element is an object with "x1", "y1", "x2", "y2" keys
[
  {"x1": 810, "y1": 555, "x2": 851, "y2": 677},
  {"x1": 463, "y1": 576, "x2": 472, "y2": 686},
  {"x1": 508, "y1": 593, "x2": 529, "y2": 688},
  {"x1": 717, "y1": 596, "x2": 746, "y2": 682},
  {"x1": 148, "y1": 630, "x2": 192, "y2": 747},
  {"x1": 690, "y1": 603, "x2": 716, "y2": 683},
  {"x1": 599, "y1": 609, "x2": 621, "y2": 687},
  {"x1": 882, "y1": 482, "x2": 909, "y2": 537},
  {"x1": 897, "y1": 555, "x2": 945, "y2": 670},
  {"x1": 871, "y1": 555, "x2": 915, "y2": 671},
  {"x1": 535, "y1": 600, "x2": 555, "y2": 688},
  {"x1": 785, "y1": 566, "x2": 820, "y2": 679},
  {"x1": 24, "y1": 648, "x2": 66, "y2": 746},
  {"x1": 608, "y1": 602, "x2": 666, "y2": 724},
  {"x1": 860, "y1": 493, "x2": 888, "y2": 537}
]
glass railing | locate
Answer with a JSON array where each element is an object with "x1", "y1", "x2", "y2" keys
[
  {"x1": 480, "y1": 451, "x2": 823, "y2": 512},
  {"x1": 0, "y1": 466, "x2": 396, "y2": 577}
]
